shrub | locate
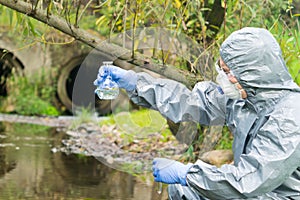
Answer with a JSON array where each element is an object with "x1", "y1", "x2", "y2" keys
[{"x1": 2, "y1": 68, "x2": 60, "y2": 116}]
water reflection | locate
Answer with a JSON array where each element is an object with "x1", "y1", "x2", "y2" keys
[{"x1": 0, "y1": 122, "x2": 167, "y2": 200}]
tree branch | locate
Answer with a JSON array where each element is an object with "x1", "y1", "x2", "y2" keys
[{"x1": 0, "y1": 0, "x2": 203, "y2": 87}]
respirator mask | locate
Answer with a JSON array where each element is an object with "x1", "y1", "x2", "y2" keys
[{"x1": 215, "y1": 62, "x2": 243, "y2": 100}]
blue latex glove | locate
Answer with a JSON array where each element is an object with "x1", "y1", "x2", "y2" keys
[
  {"x1": 152, "y1": 158, "x2": 193, "y2": 186},
  {"x1": 94, "y1": 64, "x2": 137, "y2": 91}
]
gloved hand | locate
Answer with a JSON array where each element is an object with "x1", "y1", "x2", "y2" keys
[
  {"x1": 152, "y1": 158, "x2": 193, "y2": 186},
  {"x1": 94, "y1": 64, "x2": 137, "y2": 91}
]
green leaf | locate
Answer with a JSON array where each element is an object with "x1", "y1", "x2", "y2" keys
[
  {"x1": 28, "y1": 19, "x2": 38, "y2": 37},
  {"x1": 186, "y1": 19, "x2": 198, "y2": 27},
  {"x1": 286, "y1": 36, "x2": 295, "y2": 44}
]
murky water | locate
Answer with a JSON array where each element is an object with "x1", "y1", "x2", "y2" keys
[{"x1": 0, "y1": 122, "x2": 167, "y2": 200}]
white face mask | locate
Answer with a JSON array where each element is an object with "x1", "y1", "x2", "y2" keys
[{"x1": 215, "y1": 64, "x2": 243, "y2": 100}]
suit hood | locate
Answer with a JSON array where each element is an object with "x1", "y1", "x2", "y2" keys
[{"x1": 219, "y1": 27, "x2": 300, "y2": 103}]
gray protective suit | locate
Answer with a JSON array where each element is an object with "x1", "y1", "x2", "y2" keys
[{"x1": 128, "y1": 27, "x2": 300, "y2": 199}]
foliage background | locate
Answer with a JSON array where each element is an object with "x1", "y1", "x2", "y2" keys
[
  {"x1": 1, "y1": 0, "x2": 299, "y2": 82},
  {"x1": 87, "y1": 0, "x2": 300, "y2": 83}
]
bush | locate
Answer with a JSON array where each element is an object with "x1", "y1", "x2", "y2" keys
[
  {"x1": 14, "y1": 94, "x2": 59, "y2": 116},
  {"x1": 1, "y1": 68, "x2": 60, "y2": 116}
]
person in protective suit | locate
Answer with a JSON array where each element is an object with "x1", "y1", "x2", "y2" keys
[{"x1": 94, "y1": 27, "x2": 300, "y2": 199}]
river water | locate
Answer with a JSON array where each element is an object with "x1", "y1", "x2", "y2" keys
[{"x1": 0, "y1": 122, "x2": 167, "y2": 200}]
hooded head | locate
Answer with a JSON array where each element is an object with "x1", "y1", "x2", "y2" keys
[{"x1": 219, "y1": 27, "x2": 300, "y2": 101}]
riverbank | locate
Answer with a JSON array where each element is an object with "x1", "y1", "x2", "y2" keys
[
  {"x1": 0, "y1": 113, "x2": 233, "y2": 170},
  {"x1": 60, "y1": 122, "x2": 187, "y2": 173},
  {"x1": 0, "y1": 113, "x2": 188, "y2": 173},
  {"x1": 0, "y1": 113, "x2": 75, "y2": 127}
]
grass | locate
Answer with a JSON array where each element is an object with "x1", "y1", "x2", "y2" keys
[
  {"x1": 69, "y1": 107, "x2": 98, "y2": 129},
  {"x1": 99, "y1": 108, "x2": 173, "y2": 139}
]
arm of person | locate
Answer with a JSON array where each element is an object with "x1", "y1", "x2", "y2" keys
[
  {"x1": 185, "y1": 99, "x2": 300, "y2": 199},
  {"x1": 127, "y1": 72, "x2": 227, "y2": 126}
]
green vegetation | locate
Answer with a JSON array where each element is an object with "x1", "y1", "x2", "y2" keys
[
  {"x1": 274, "y1": 24, "x2": 300, "y2": 84},
  {"x1": 222, "y1": 0, "x2": 300, "y2": 85},
  {"x1": 99, "y1": 108, "x2": 173, "y2": 142},
  {"x1": 2, "y1": 1, "x2": 298, "y2": 83},
  {"x1": 0, "y1": 69, "x2": 59, "y2": 116},
  {"x1": 215, "y1": 127, "x2": 233, "y2": 150},
  {"x1": 182, "y1": 145, "x2": 196, "y2": 162},
  {"x1": 69, "y1": 107, "x2": 98, "y2": 129},
  {"x1": 92, "y1": 0, "x2": 300, "y2": 83}
]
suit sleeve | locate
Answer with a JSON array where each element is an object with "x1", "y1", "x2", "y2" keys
[{"x1": 128, "y1": 72, "x2": 227, "y2": 126}]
